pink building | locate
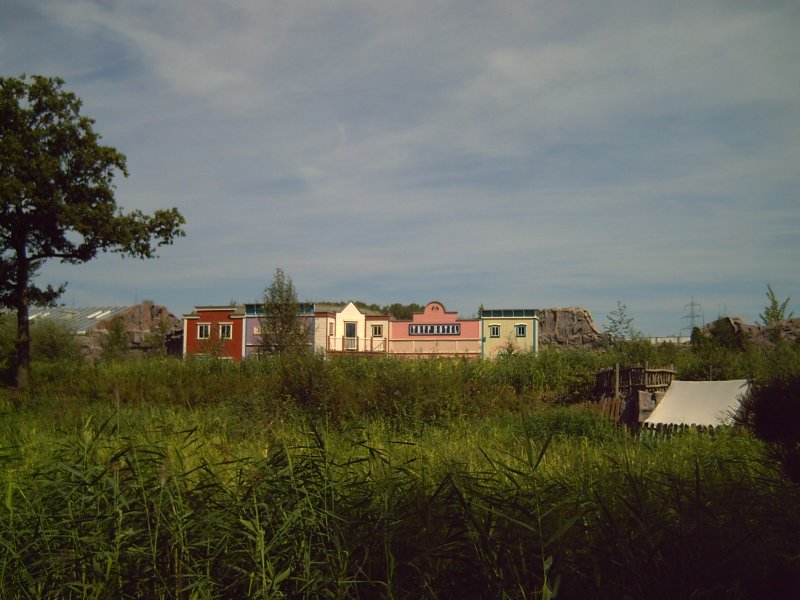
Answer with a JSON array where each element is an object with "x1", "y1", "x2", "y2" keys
[{"x1": 388, "y1": 301, "x2": 480, "y2": 358}]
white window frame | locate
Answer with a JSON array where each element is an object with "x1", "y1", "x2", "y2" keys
[
  {"x1": 372, "y1": 324, "x2": 383, "y2": 338},
  {"x1": 219, "y1": 323, "x2": 232, "y2": 340},
  {"x1": 515, "y1": 324, "x2": 527, "y2": 338},
  {"x1": 489, "y1": 324, "x2": 501, "y2": 338},
  {"x1": 197, "y1": 323, "x2": 211, "y2": 339}
]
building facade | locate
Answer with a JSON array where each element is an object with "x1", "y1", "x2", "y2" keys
[
  {"x1": 182, "y1": 302, "x2": 540, "y2": 360},
  {"x1": 182, "y1": 306, "x2": 246, "y2": 359},
  {"x1": 243, "y1": 303, "x2": 316, "y2": 358},
  {"x1": 314, "y1": 302, "x2": 390, "y2": 355},
  {"x1": 388, "y1": 301, "x2": 481, "y2": 358},
  {"x1": 182, "y1": 302, "x2": 387, "y2": 359},
  {"x1": 480, "y1": 308, "x2": 539, "y2": 357}
]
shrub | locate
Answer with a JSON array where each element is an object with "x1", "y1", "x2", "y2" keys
[
  {"x1": 744, "y1": 373, "x2": 800, "y2": 483},
  {"x1": 99, "y1": 316, "x2": 131, "y2": 362},
  {"x1": 30, "y1": 318, "x2": 83, "y2": 363}
]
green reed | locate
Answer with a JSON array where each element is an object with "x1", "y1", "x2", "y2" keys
[
  {"x1": 1, "y1": 393, "x2": 797, "y2": 599},
  {"x1": 2, "y1": 343, "x2": 799, "y2": 597}
]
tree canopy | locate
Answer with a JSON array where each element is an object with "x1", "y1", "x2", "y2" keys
[
  {"x1": 0, "y1": 74, "x2": 185, "y2": 387},
  {"x1": 259, "y1": 268, "x2": 312, "y2": 354},
  {"x1": 605, "y1": 301, "x2": 641, "y2": 341},
  {"x1": 315, "y1": 300, "x2": 424, "y2": 320},
  {"x1": 759, "y1": 284, "x2": 793, "y2": 326}
]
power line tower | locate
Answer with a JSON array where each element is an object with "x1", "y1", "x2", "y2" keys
[{"x1": 681, "y1": 297, "x2": 704, "y2": 336}]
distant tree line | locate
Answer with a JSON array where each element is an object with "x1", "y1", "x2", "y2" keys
[{"x1": 317, "y1": 301, "x2": 425, "y2": 320}]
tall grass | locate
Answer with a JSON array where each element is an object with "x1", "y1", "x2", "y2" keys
[
  {"x1": 2, "y1": 343, "x2": 800, "y2": 597},
  {"x1": 1, "y1": 392, "x2": 798, "y2": 599},
  {"x1": 20, "y1": 341, "x2": 800, "y2": 413},
  {"x1": 16, "y1": 348, "x2": 617, "y2": 420}
]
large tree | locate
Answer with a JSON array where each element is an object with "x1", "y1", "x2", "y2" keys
[
  {"x1": 0, "y1": 75, "x2": 185, "y2": 387},
  {"x1": 259, "y1": 268, "x2": 312, "y2": 354}
]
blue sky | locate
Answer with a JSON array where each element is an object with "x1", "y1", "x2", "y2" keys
[{"x1": 2, "y1": 0, "x2": 799, "y2": 335}]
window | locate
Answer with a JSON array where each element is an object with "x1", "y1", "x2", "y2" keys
[
  {"x1": 197, "y1": 323, "x2": 210, "y2": 339},
  {"x1": 489, "y1": 324, "x2": 500, "y2": 338},
  {"x1": 329, "y1": 322, "x2": 334, "y2": 336},
  {"x1": 515, "y1": 324, "x2": 527, "y2": 337},
  {"x1": 219, "y1": 323, "x2": 232, "y2": 340},
  {"x1": 372, "y1": 325, "x2": 383, "y2": 337}
]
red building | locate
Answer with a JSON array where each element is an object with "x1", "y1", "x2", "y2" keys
[{"x1": 182, "y1": 306, "x2": 245, "y2": 360}]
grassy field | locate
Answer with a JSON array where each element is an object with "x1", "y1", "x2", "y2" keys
[{"x1": 2, "y1": 347, "x2": 799, "y2": 598}]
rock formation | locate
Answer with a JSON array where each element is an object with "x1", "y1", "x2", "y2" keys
[
  {"x1": 78, "y1": 302, "x2": 182, "y2": 358},
  {"x1": 537, "y1": 307, "x2": 611, "y2": 348},
  {"x1": 696, "y1": 316, "x2": 800, "y2": 348},
  {"x1": 92, "y1": 302, "x2": 180, "y2": 346}
]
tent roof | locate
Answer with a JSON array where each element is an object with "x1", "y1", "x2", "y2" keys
[
  {"x1": 644, "y1": 380, "x2": 750, "y2": 427},
  {"x1": 27, "y1": 306, "x2": 131, "y2": 335}
]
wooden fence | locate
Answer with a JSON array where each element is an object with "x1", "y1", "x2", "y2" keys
[
  {"x1": 597, "y1": 395, "x2": 624, "y2": 421},
  {"x1": 594, "y1": 364, "x2": 675, "y2": 397},
  {"x1": 640, "y1": 422, "x2": 723, "y2": 438},
  {"x1": 594, "y1": 364, "x2": 676, "y2": 425}
]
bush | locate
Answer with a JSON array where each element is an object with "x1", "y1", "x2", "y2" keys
[
  {"x1": 1, "y1": 315, "x2": 84, "y2": 384},
  {"x1": 745, "y1": 373, "x2": 800, "y2": 483},
  {"x1": 30, "y1": 318, "x2": 83, "y2": 363},
  {"x1": 99, "y1": 316, "x2": 131, "y2": 362}
]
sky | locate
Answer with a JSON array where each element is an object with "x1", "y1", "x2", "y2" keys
[{"x1": 2, "y1": 0, "x2": 799, "y2": 336}]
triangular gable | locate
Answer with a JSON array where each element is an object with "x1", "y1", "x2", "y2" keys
[
  {"x1": 644, "y1": 380, "x2": 750, "y2": 427},
  {"x1": 339, "y1": 302, "x2": 365, "y2": 318}
]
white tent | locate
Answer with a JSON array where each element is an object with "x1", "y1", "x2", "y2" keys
[{"x1": 644, "y1": 380, "x2": 750, "y2": 427}]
